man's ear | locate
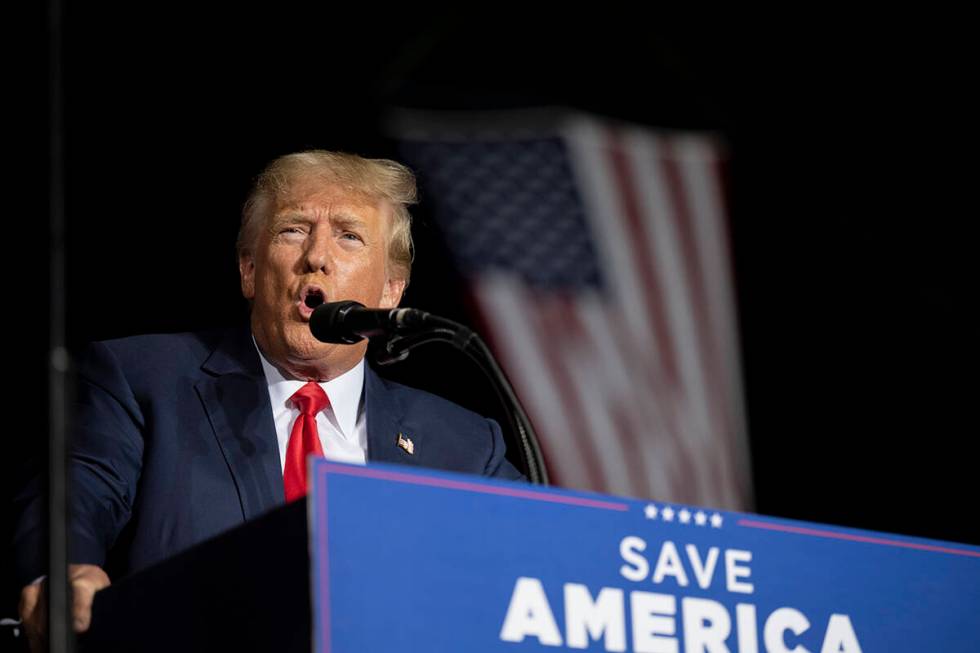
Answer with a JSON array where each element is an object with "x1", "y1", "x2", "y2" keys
[
  {"x1": 239, "y1": 252, "x2": 256, "y2": 300},
  {"x1": 380, "y1": 276, "x2": 407, "y2": 309}
]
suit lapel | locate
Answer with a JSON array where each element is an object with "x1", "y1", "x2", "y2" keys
[
  {"x1": 195, "y1": 326, "x2": 285, "y2": 519},
  {"x1": 195, "y1": 333, "x2": 422, "y2": 518},
  {"x1": 364, "y1": 365, "x2": 426, "y2": 468}
]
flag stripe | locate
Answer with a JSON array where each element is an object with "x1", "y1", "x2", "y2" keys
[
  {"x1": 660, "y1": 145, "x2": 734, "y2": 504},
  {"x1": 472, "y1": 278, "x2": 601, "y2": 490},
  {"x1": 671, "y1": 139, "x2": 748, "y2": 505},
  {"x1": 604, "y1": 129, "x2": 707, "y2": 500},
  {"x1": 556, "y1": 295, "x2": 645, "y2": 497},
  {"x1": 606, "y1": 129, "x2": 682, "y2": 391},
  {"x1": 623, "y1": 128, "x2": 724, "y2": 503}
]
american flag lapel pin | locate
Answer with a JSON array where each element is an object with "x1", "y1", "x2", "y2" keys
[{"x1": 397, "y1": 433, "x2": 415, "y2": 455}]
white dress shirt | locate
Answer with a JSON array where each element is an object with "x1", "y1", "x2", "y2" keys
[{"x1": 253, "y1": 339, "x2": 368, "y2": 471}]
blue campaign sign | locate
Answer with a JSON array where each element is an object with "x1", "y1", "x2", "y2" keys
[{"x1": 308, "y1": 460, "x2": 980, "y2": 653}]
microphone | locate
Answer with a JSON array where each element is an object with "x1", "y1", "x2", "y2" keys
[
  {"x1": 309, "y1": 300, "x2": 430, "y2": 344},
  {"x1": 308, "y1": 300, "x2": 549, "y2": 483}
]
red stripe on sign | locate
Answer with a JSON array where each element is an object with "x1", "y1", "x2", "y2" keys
[
  {"x1": 324, "y1": 463, "x2": 631, "y2": 511},
  {"x1": 737, "y1": 519, "x2": 980, "y2": 558},
  {"x1": 316, "y1": 472, "x2": 332, "y2": 653}
]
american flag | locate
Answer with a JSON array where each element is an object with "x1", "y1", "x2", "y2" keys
[{"x1": 394, "y1": 110, "x2": 751, "y2": 510}]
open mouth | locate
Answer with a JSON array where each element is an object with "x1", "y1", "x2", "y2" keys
[
  {"x1": 304, "y1": 288, "x2": 325, "y2": 309},
  {"x1": 298, "y1": 286, "x2": 326, "y2": 318}
]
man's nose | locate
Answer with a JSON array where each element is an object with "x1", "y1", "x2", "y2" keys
[{"x1": 303, "y1": 229, "x2": 332, "y2": 272}]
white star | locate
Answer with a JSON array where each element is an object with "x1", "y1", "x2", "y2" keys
[
  {"x1": 661, "y1": 506, "x2": 675, "y2": 522},
  {"x1": 694, "y1": 511, "x2": 708, "y2": 526},
  {"x1": 710, "y1": 513, "x2": 723, "y2": 528},
  {"x1": 678, "y1": 508, "x2": 692, "y2": 524},
  {"x1": 644, "y1": 504, "x2": 658, "y2": 520}
]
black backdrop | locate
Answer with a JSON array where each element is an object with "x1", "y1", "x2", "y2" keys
[{"x1": 4, "y1": 6, "x2": 977, "y2": 614}]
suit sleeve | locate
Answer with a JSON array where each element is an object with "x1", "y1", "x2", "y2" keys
[
  {"x1": 67, "y1": 341, "x2": 146, "y2": 567},
  {"x1": 10, "y1": 341, "x2": 145, "y2": 584},
  {"x1": 483, "y1": 418, "x2": 528, "y2": 482}
]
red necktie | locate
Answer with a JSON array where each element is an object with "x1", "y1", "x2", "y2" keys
[{"x1": 283, "y1": 382, "x2": 329, "y2": 502}]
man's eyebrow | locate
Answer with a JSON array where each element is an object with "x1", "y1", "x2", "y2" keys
[
  {"x1": 329, "y1": 213, "x2": 368, "y2": 229},
  {"x1": 269, "y1": 211, "x2": 369, "y2": 231},
  {"x1": 271, "y1": 211, "x2": 316, "y2": 226}
]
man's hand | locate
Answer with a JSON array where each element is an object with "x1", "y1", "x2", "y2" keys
[
  {"x1": 18, "y1": 564, "x2": 111, "y2": 651},
  {"x1": 67, "y1": 564, "x2": 111, "y2": 633},
  {"x1": 18, "y1": 577, "x2": 44, "y2": 652}
]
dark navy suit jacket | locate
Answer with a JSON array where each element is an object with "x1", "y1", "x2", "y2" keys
[{"x1": 12, "y1": 326, "x2": 522, "y2": 584}]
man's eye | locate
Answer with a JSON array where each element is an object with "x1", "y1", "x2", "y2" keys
[{"x1": 341, "y1": 232, "x2": 363, "y2": 242}]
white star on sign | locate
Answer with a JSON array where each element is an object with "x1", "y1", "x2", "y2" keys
[
  {"x1": 678, "y1": 509, "x2": 692, "y2": 524},
  {"x1": 661, "y1": 506, "x2": 675, "y2": 522},
  {"x1": 644, "y1": 504, "x2": 658, "y2": 520},
  {"x1": 710, "y1": 513, "x2": 723, "y2": 528},
  {"x1": 694, "y1": 511, "x2": 708, "y2": 526}
]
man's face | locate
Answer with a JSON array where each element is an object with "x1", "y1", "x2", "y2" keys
[{"x1": 239, "y1": 177, "x2": 405, "y2": 380}]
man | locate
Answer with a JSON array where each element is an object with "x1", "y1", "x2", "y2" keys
[{"x1": 15, "y1": 150, "x2": 523, "y2": 646}]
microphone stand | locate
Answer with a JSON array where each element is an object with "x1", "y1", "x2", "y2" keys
[{"x1": 373, "y1": 315, "x2": 549, "y2": 486}]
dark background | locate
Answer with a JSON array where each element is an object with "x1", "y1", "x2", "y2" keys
[{"x1": 5, "y1": 6, "x2": 977, "y2": 613}]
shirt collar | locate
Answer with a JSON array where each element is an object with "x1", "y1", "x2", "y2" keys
[{"x1": 252, "y1": 337, "x2": 365, "y2": 441}]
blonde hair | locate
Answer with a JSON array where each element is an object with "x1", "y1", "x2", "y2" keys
[{"x1": 239, "y1": 150, "x2": 417, "y2": 283}]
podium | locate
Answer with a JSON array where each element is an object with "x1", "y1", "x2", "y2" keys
[
  {"x1": 82, "y1": 498, "x2": 311, "y2": 652},
  {"x1": 83, "y1": 461, "x2": 980, "y2": 652}
]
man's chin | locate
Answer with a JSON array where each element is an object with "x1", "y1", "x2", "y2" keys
[
  {"x1": 282, "y1": 332, "x2": 366, "y2": 375},
  {"x1": 284, "y1": 331, "x2": 336, "y2": 360}
]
